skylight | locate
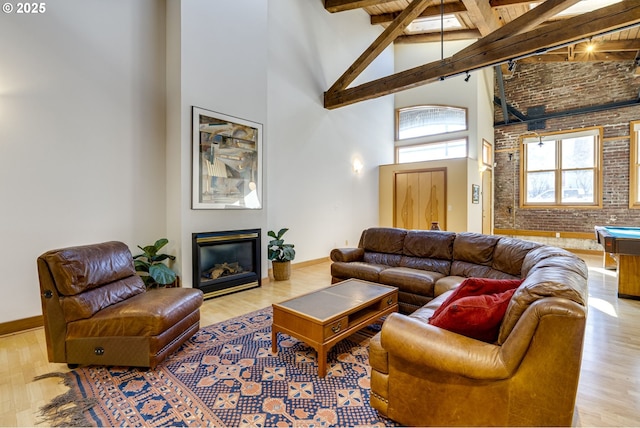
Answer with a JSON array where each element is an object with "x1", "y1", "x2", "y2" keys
[
  {"x1": 406, "y1": 14, "x2": 462, "y2": 34},
  {"x1": 550, "y1": 0, "x2": 622, "y2": 17}
]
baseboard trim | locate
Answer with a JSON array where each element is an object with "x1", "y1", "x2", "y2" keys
[
  {"x1": 266, "y1": 257, "x2": 330, "y2": 282},
  {"x1": 292, "y1": 257, "x2": 330, "y2": 269},
  {"x1": 5, "y1": 258, "x2": 332, "y2": 335},
  {"x1": 568, "y1": 248, "x2": 603, "y2": 256},
  {"x1": 0, "y1": 315, "x2": 43, "y2": 337}
]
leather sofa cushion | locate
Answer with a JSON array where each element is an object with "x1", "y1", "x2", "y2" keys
[
  {"x1": 429, "y1": 288, "x2": 517, "y2": 343},
  {"x1": 403, "y1": 230, "x2": 455, "y2": 259},
  {"x1": 360, "y1": 227, "x2": 406, "y2": 254},
  {"x1": 450, "y1": 261, "x2": 520, "y2": 279},
  {"x1": 434, "y1": 276, "x2": 466, "y2": 296},
  {"x1": 331, "y1": 261, "x2": 387, "y2": 283},
  {"x1": 397, "y1": 292, "x2": 433, "y2": 315},
  {"x1": 379, "y1": 267, "x2": 443, "y2": 296},
  {"x1": 42, "y1": 241, "x2": 136, "y2": 296},
  {"x1": 410, "y1": 290, "x2": 452, "y2": 323},
  {"x1": 492, "y1": 238, "x2": 541, "y2": 276},
  {"x1": 400, "y1": 256, "x2": 450, "y2": 275},
  {"x1": 498, "y1": 262, "x2": 588, "y2": 344},
  {"x1": 520, "y1": 245, "x2": 580, "y2": 278},
  {"x1": 524, "y1": 250, "x2": 589, "y2": 280},
  {"x1": 452, "y1": 232, "x2": 500, "y2": 265},
  {"x1": 66, "y1": 288, "x2": 203, "y2": 339},
  {"x1": 60, "y1": 275, "x2": 145, "y2": 322},
  {"x1": 364, "y1": 252, "x2": 402, "y2": 267}
]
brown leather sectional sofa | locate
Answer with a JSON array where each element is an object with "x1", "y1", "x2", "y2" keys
[{"x1": 330, "y1": 227, "x2": 589, "y2": 426}]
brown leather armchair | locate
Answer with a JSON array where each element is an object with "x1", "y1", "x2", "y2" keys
[{"x1": 37, "y1": 241, "x2": 204, "y2": 369}]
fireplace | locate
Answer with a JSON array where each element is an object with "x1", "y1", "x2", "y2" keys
[{"x1": 192, "y1": 229, "x2": 261, "y2": 299}]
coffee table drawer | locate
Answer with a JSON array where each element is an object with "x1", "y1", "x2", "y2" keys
[
  {"x1": 380, "y1": 294, "x2": 396, "y2": 308},
  {"x1": 324, "y1": 316, "x2": 348, "y2": 340}
]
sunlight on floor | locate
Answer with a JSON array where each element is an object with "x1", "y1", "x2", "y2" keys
[
  {"x1": 588, "y1": 266, "x2": 617, "y2": 277},
  {"x1": 587, "y1": 296, "x2": 618, "y2": 318}
]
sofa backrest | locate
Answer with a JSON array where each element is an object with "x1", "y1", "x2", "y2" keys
[
  {"x1": 356, "y1": 228, "x2": 583, "y2": 286},
  {"x1": 360, "y1": 227, "x2": 406, "y2": 267},
  {"x1": 497, "y1": 251, "x2": 588, "y2": 344},
  {"x1": 400, "y1": 230, "x2": 455, "y2": 275},
  {"x1": 360, "y1": 227, "x2": 406, "y2": 253},
  {"x1": 449, "y1": 232, "x2": 514, "y2": 278},
  {"x1": 492, "y1": 237, "x2": 542, "y2": 277},
  {"x1": 39, "y1": 241, "x2": 145, "y2": 322}
]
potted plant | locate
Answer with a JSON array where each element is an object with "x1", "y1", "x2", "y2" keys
[
  {"x1": 267, "y1": 228, "x2": 296, "y2": 281},
  {"x1": 132, "y1": 238, "x2": 178, "y2": 288}
]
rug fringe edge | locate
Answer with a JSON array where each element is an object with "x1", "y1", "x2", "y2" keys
[{"x1": 34, "y1": 372, "x2": 96, "y2": 427}]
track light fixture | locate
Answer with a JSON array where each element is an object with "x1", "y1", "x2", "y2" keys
[
  {"x1": 507, "y1": 60, "x2": 516, "y2": 72},
  {"x1": 464, "y1": 72, "x2": 471, "y2": 82}
]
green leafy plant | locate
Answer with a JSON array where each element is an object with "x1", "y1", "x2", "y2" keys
[
  {"x1": 267, "y1": 228, "x2": 296, "y2": 262},
  {"x1": 132, "y1": 238, "x2": 177, "y2": 288}
]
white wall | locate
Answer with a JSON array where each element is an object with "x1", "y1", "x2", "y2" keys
[
  {"x1": 266, "y1": 1, "x2": 394, "y2": 260},
  {"x1": 165, "y1": 0, "x2": 269, "y2": 284},
  {"x1": 0, "y1": 0, "x2": 394, "y2": 323},
  {"x1": 0, "y1": 0, "x2": 167, "y2": 324},
  {"x1": 167, "y1": 0, "x2": 393, "y2": 284}
]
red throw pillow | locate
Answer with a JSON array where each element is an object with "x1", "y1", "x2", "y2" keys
[
  {"x1": 430, "y1": 277, "x2": 522, "y2": 321},
  {"x1": 428, "y1": 288, "x2": 517, "y2": 343}
]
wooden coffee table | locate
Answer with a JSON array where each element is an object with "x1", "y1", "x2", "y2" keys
[{"x1": 271, "y1": 279, "x2": 398, "y2": 377}]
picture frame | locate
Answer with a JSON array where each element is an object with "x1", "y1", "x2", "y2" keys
[
  {"x1": 192, "y1": 107, "x2": 263, "y2": 209},
  {"x1": 472, "y1": 184, "x2": 480, "y2": 204}
]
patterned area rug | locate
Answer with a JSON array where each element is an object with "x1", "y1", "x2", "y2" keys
[{"x1": 38, "y1": 307, "x2": 399, "y2": 427}]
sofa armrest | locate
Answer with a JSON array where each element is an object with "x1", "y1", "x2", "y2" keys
[
  {"x1": 380, "y1": 312, "x2": 514, "y2": 380},
  {"x1": 330, "y1": 247, "x2": 364, "y2": 262}
]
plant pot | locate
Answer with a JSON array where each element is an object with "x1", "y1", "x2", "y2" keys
[
  {"x1": 272, "y1": 261, "x2": 291, "y2": 281},
  {"x1": 166, "y1": 275, "x2": 181, "y2": 288}
]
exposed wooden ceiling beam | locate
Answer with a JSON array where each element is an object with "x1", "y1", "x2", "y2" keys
[
  {"x1": 324, "y1": 0, "x2": 640, "y2": 109},
  {"x1": 490, "y1": 0, "x2": 536, "y2": 8},
  {"x1": 550, "y1": 40, "x2": 640, "y2": 53},
  {"x1": 454, "y1": 0, "x2": 581, "y2": 60},
  {"x1": 326, "y1": 0, "x2": 432, "y2": 94},
  {"x1": 519, "y1": 51, "x2": 637, "y2": 62},
  {"x1": 395, "y1": 30, "x2": 482, "y2": 44},
  {"x1": 461, "y1": 0, "x2": 502, "y2": 36},
  {"x1": 370, "y1": 3, "x2": 467, "y2": 25},
  {"x1": 324, "y1": 0, "x2": 397, "y2": 13}
]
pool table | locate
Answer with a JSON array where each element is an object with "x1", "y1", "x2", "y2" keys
[{"x1": 595, "y1": 226, "x2": 640, "y2": 300}]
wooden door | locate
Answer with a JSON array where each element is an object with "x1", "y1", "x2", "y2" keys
[{"x1": 394, "y1": 169, "x2": 446, "y2": 230}]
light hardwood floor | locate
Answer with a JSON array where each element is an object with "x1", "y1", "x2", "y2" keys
[{"x1": 1, "y1": 255, "x2": 639, "y2": 427}]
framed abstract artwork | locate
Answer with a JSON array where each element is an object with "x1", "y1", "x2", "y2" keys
[{"x1": 192, "y1": 107, "x2": 262, "y2": 209}]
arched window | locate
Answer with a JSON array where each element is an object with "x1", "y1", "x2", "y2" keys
[{"x1": 396, "y1": 105, "x2": 467, "y2": 140}]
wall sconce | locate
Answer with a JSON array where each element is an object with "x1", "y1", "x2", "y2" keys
[{"x1": 352, "y1": 158, "x2": 363, "y2": 174}]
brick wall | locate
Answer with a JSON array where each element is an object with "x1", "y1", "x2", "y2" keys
[{"x1": 494, "y1": 60, "x2": 640, "y2": 243}]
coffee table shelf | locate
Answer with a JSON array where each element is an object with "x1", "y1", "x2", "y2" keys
[{"x1": 271, "y1": 279, "x2": 398, "y2": 377}]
